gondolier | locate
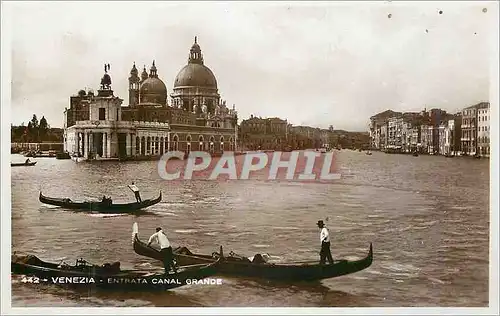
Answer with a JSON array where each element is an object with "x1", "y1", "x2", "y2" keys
[
  {"x1": 128, "y1": 182, "x2": 142, "y2": 202},
  {"x1": 147, "y1": 227, "x2": 176, "y2": 274},
  {"x1": 317, "y1": 220, "x2": 334, "y2": 265}
]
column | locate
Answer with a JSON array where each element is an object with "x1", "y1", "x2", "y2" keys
[
  {"x1": 107, "y1": 132, "x2": 112, "y2": 158},
  {"x1": 131, "y1": 134, "x2": 136, "y2": 157},
  {"x1": 139, "y1": 136, "x2": 142, "y2": 155},
  {"x1": 126, "y1": 133, "x2": 131, "y2": 156},
  {"x1": 102, "y1": 133, "x2": 107, "y2": 158},
  {"x1": 83, "y1": 132, "x2": 89, "y2": 158}
]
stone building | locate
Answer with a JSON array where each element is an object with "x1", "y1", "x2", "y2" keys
[
  {"x1": 64, "y1": 38, "x2": 238, "y2": 159},
  {"x1": 477, "y1": 102, "x2": 490, "y2": 156},
  {"x1": 239, "y1": 115, "x2": 289, "y2": 150}
]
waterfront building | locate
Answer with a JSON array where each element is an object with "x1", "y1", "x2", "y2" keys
[
  {"x1": 420, "y1": 124, "x2": 435, "y2": 154},
  {"x1": 63, "y1": 38, "x2": 238, "y2": 159},
  {"x1": 460, "y1": 104, "x2": 477, "y2": 155},
  {"x1": 387, "y1": 117, "x2": 404, "y2": 150},
  {"x1": 460, "y1": 102, "x2": 489, "y2": 156},
  {"x1": 477, "y1": 103, "x2": 490, "y2": 157},
  {"x1": 240, "y1": 115, "x2": 289, "y2": 150},
  {"x1": 369, "y1": 110, "x2": 400, "y2": 149}
]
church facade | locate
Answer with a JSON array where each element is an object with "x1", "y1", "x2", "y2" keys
[{"x1": 63, "y1": 38, "x2": 238, "y2": 160}]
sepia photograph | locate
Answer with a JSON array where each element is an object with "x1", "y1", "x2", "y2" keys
[{"x1": 1, "y1": 1, "x2": 498, "y2": 315}]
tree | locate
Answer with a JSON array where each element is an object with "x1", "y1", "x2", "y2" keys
[
  {"x1": 30, "y1": 114, "x2": 39, "y2": 129},
  {"x1": 39, "y1": 116, "x2": 48, "y2": 141}
]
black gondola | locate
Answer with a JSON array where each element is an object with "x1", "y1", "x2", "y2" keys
[
  {"x1": 132, "y1": 223, "x2": 373, "y2": 282},
  {"x1": 11, "y1": 253, "x2": 219, "y2": 291},
  {"x1": 39, "y1": 191, "x2": 162, "y2": 213},
  {"x1": 11, "y1": 161, "x2": 37, "y2": 167}
]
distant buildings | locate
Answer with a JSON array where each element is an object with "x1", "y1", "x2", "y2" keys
[{"x1": 369, "y1": 102, "x2": 489, "y2": 157}]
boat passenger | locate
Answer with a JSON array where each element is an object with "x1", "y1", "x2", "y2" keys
[
  {"x1": 25, "y1": 158, "x2": 30, "y2": 164},
  {"x1": 128, "y1": 182, "x2": 142, "y2": 203},
  {"x1": 317, "y1": 220, "x2": 334, "y2": 265},
  {"x1": 147, "y1": 227, "x2": 176, "y2": 274}
]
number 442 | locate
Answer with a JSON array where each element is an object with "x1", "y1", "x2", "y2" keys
[{"x1": 21, "y1": 276, "x2": 40, "y2": 283}]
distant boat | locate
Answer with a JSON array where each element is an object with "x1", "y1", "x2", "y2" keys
[
  {"x1": 412, "y1": 152, "x2": 419, "y2": 157},
  {"x1": 11, "y1": 161, "x2": 37, "y2": 167},
  {"x1": 366, "y1": 151, "x2": 372, "y2": 155}
]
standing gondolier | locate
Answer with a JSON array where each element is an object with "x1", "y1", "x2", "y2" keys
[
  {"x1": 317, "y1": 220, "x2": 334, "y2": 264},
  {"x1": 147, "y1": 227, "x2": 176, "y2": 274},
  {"x1": 128, "y1": 182, "x2": 142, "y2": 202}
]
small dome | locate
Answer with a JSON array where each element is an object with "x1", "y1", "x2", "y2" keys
[
  {"x1": 174, "y1": 63, "x2": 217, "y2": 89},
  {"x1": 140, "y1": 77, "x2": 167, "y2": 94},
  {"x1": 140, "y1": 77, "x2": 167, "y2": 104}
]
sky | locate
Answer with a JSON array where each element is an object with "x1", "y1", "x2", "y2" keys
[{"x1": 5, "y1": 1, "x2": 497, "y2": 131}]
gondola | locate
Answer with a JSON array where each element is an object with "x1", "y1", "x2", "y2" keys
[
  {"x1": 11, "y1": 253, "x2": 219, "y2": 291},
  {"x1": 132, "y1": 223, "x2": 373, "y2": 282},
  {"x1": 11, "y1": 161, "x2": 37, "y2": 167},
  {"x1": 39, "y1": 191, "x2": 162, "y2": 213}
]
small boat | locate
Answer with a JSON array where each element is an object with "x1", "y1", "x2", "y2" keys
[
  {"x1": 412, "y1": 152, "x2": 419, "y2": 157},
  {"x1": 132, "y1": 223, "x2": 373, "y2": 281},
  {"x1": 365, "y1": 151, "x2": 372, "y2": 155},
  {"x1": 11, "y1": 161, "x2": 37, "y2": 167},
  {"x1": 39, "y1": 191, "x2": 162, "y2": 213},
  {"x1": 11, "y1": 253, "x2": 219, "y2": 291}
]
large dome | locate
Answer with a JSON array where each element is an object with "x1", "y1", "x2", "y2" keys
[{"x1": 174, "y1": 63, "x2": 217, "y2": 89}]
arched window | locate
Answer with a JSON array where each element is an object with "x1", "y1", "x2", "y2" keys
[
  {"x1": 160, "y1": 137, "x2": 164, "y2": 155},
  {"x1": 146, "y1": 136, "x2": 151, "y2": 155},
  {"x1": 165, "y1": 137, "x2": 169, "y2": 153},
  {"x1": 220, "y1": 136, "x2": 224, "y2": 152},
  {"x1": 155, "y1": 137, "x2": 159, "y2": 155},
  {"x1": 136, "y1": 136, "x2": 140, "y2": 155},
  {"x1": 229, "y1": 137, "x2": 234, "y2": 151}
]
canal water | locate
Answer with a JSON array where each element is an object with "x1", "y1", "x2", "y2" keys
[{"x1": 10, "y1": 150, "x2": 490, "y2": 307}]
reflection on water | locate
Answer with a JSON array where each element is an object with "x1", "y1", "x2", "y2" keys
[{"x1": 11, "y1": 151, "x2": 489, "y2": 307}]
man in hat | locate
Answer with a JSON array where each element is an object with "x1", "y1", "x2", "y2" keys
[
  {"x1": 147, "y1": 227, "x2": 176, "y2": 273},
  {"x1": 317, "y1": 220, "x2": 334, "y2": 264}
]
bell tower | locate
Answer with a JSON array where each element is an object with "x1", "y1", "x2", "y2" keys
[{"x1": 128, "y1": 62, "x2": 140, "y2": 107}]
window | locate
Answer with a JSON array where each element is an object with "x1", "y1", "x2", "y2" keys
[{"x1": 99, "y1": 108, "x2": 106, "y2": 120}]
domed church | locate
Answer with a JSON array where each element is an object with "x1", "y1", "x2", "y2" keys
[{"x1": 63, "y1": 37, "x2": 238, "y2": 160}]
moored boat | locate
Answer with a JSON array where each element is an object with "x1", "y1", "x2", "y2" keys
[
  {"x1": 11, "y1": 161, "x2": 37, "y2": 167},
  {"x1": 39, "y1": 191, "x2": 162, "y2": 213},
  {"x1": 11, "y1": 253, "x2": 219, "y2": 291},
  {"x1": 132, "y1": 223, "x2": 373, "y2": 281}
]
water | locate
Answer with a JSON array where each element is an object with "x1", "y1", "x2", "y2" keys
[{"x1": 10, "y1": 151, "x2": 490, "y2": 307}]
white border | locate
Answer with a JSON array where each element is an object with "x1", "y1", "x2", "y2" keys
[
  {"x1": 1, "y1": 0, "x2": 14, "y2": 314},
  {"x1": 1, "y1": 1, "x2": 499, "y2": 315}
]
